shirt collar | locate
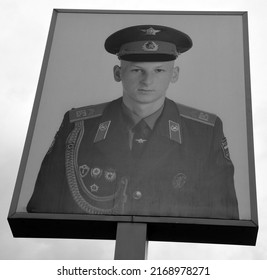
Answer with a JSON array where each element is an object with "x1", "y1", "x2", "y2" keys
[{"x1": 121, "y1": 102, "x2": 164, "y2": 130}]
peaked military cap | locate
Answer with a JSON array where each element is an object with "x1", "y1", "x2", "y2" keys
[{"x1": 104, "y1": 25, "x2": 193, "y2": 61}]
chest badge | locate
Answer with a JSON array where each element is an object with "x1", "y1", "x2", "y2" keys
[
  {"x1": 172, "y1": 172, "x2": 187, "y2": 189},
  {"x1": 91, "y1": 167, "x2": 103, "y2": 178},
  {"x1": 135, "y1": 138, "x2": 147, "y2": 144},
  {"x1": 90, "y1": 184, "x2": 99, "y2": 192},
  {"x1": 104, "y1": 168, "x2": 117, "y2": 182},
  {"x1": 79, "y1": 164, "x2": 90, "y2": 178}
]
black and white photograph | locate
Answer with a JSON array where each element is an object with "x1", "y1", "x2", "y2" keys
[
  {"x1": 25, "y1": 19, "x2": 240, "y2": 220},
  {"x1": 1, "y1": 0, "x2": 266, "y2": 263}
]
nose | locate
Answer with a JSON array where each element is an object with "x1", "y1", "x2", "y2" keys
[{"x1": 141, "y1": 71, "x2": 153, "y2": 86}]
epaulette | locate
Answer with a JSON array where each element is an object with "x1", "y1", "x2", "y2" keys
[
  {"x1": 69, "y1": 102, "x2": 109, "y2": 123},
  {"x1": 176, "y1": 103, "x2": 217, "y2": 126}
]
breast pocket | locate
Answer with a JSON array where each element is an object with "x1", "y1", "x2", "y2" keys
[
  {"x1": 155, "y1": 154, "x2": 203, "y2": 192},
  {"x1": 146, "y1": 155, "x2": 204, "y2": 217}
]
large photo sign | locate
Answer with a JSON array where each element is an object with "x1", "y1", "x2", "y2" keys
[{"x1": 8, "y1": 10, "x2": 258, "y2": 245}]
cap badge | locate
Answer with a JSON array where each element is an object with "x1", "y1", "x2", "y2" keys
[
  {"x1": 141, "y1": 27, "x2": 161, "y2": 36},
  {"x1": 172, "y1": 172, "x2": 187, "y2": 189},
  {"x1": 142, "y1": 41, "x2": 159, "y2": 52}
]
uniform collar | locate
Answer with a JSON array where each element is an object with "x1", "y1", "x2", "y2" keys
[{"x1": 95, "y1": 97, "x2": 182, "y2": 144}]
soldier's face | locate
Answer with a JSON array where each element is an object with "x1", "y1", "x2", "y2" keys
[{"x1": 113, "y1": 60, "x2": 179, "y2": 106}]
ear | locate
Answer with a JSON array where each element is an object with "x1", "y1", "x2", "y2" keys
[
  {"x1": 171, "y1": 66, "x2": 179, "y2": 83},
  {"x1": 113, "y1": 65, "x2": 122, "y2": 82}
]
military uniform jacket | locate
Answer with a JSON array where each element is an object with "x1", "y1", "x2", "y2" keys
[{"x1": 27, "y1": 97, "x2": 239, "y2": 219}]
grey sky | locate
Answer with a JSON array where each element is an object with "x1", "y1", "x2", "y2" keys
[{"x1": 1, "y1": 0, "x2": 267, "y2": 260}]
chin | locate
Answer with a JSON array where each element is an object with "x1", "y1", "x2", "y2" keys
[{"x1": 136, "y1": 97, "x2": 161, "y2": 105}]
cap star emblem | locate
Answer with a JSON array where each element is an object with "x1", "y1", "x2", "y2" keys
[{"x1": 141, "y1": 27, "x2": 161, "y2": 35}]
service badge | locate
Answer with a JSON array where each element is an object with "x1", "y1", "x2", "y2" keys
[{"x1": 172, "y1": 172, "x2": 187, "y2": 189}]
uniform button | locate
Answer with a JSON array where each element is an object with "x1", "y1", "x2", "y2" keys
[{"x1": 133, "y1": 191, "x2": 142, "y2": 200}]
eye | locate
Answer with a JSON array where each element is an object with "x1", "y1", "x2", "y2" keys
[
  {"x1": 155, "y1": 68, "x2": 165, "y2": 73},
  {"x1": 131, "y1": 68, "x2": 142, "y2": 73}
]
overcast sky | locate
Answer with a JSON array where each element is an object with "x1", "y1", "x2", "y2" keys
[{"x1": 1, "y1": 0, "x2": 267, "y2": 260}]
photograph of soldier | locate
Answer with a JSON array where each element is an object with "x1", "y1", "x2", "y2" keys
[{"x1": 27, "y1": 25, "x2": 239, "y2": 219}]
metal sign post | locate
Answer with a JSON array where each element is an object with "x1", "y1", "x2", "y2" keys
[{"x1": 114, "y1": 223, "x2": 148, "y2": 260}]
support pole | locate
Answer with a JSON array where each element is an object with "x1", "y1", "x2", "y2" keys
[{"x1": 114, "y1": 222, "x2": 148, "y2": 260}]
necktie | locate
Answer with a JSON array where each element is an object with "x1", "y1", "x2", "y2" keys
[{"x1": 131, "y1": 119, "x2": 151, "y2": 158}]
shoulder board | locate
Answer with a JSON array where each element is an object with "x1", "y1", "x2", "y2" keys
[
  {"x1": 69, "y1": 102, "x2": 109, "y2": 123},
  {"x1": 176, "y1": 103, "x2": 217, "y2": 126}
]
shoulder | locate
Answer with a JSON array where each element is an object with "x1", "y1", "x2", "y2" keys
[
  {"x1": 68, "y1": 102, "x2": 110, "y2": 123},
  {"x1": 176, "y1": 102, "x2": 218, "y2": 127}
]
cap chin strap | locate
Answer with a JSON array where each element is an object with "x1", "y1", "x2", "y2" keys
[{"x1": 117, "y1": 40, "x2": 179, "y2": 59}]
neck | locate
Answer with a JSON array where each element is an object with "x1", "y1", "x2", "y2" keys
[{"x1": 123, "y1": 97, "x2": 165, "y2": 118}]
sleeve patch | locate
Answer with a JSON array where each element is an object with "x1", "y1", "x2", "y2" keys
[{"x1": 221, "y1": 136, "x2": 231, "y2": 160}]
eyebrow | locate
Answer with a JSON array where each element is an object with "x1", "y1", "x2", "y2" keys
[{"x1": 130, "y1": 64, "x2": 164, "y2": 68}]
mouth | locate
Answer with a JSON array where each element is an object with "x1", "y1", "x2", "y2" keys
[{"x1": 138, "y1": 89, "x2": 155, "y2": 93}]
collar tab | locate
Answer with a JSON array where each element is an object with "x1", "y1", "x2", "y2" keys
[
  {"x1": 169, "y1": 120, "x2": 182, "y2": 144},
  {"x1": 94, "y1": 121, "x2": 111, "y2": 143}
]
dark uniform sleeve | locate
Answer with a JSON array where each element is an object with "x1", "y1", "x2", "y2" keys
[
  {"x1": 202, "y1": 117, "x2": 239, "y2": 219},
  {"x1": 26, "y1": 111, "x2": 77, "y2": 213}
]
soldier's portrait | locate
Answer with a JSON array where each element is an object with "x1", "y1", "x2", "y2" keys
[{"x1": 12, "y1": 10, "x2": 256, "y2": 228}]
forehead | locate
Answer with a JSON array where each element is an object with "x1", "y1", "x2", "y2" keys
[{"x1": 120, "y1": 60, "x2": 175, "y2": 69}]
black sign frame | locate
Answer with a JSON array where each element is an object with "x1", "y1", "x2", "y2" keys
[{"x1": 8, "y1": 9, "x2": 258, "y2": 246}]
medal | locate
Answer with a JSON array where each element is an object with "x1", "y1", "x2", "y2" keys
[
  {"x1": 104, "y1": 168, "x2": 117, "y2": 182},
  {"x1": 91, "y1": 167, "x2": 102, "y2": 178}
]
